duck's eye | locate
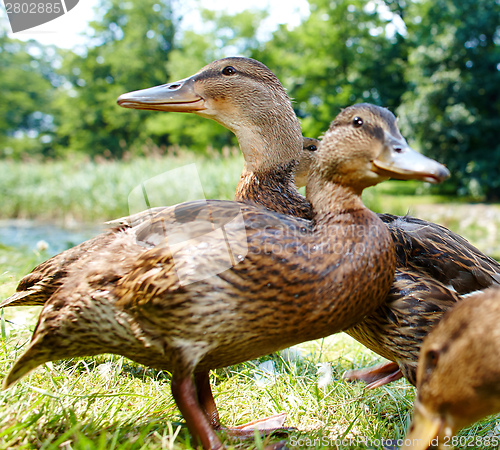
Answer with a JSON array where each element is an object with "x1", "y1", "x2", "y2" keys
[
  {"x1": 307, "y1": 144, "x2": 317, "y2": 152},
  {"x1": 424, "y1": 349, "x2": 440, "y2": 373},
  {"x1": 222, "y1": 66, "x2": 237, "y2": 76},
  {"x1": 352, "y1": 117, "x2": 363, "y2": 128}
]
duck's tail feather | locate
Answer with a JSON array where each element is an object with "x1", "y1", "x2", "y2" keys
[
  {"x1": 3, "y1": 335, "x2": 52, "y2": 389},
  {"x1": 0, "y1": 289, "x2": 49, "y2": 308}
]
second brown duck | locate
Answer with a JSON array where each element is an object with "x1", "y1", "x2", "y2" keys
[
  {"x1": 114, "y1": 58, "x2": 499, "y2": 388},
  {"x1": 345, "y1": 214, "x2": 500, "y2": 387},
  {"x1": 108, "y1": 58, "x2": 500, "y2": 388}
]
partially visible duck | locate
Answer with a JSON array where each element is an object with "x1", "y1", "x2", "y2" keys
[
  {"x1": 402, "y1": 287, "x2": 500, "y2": 450},
  {"x1": 292, "y1": 137, "x2": 318, "y2": 188},
  {"x1": 345, "y1": 217, "x2": 500, "y2": 388},
  {"x1": 3, "y1": 104, "x2": 445, "y2": 450},
  {"x1": 0, "y1": 57, "x2": 318, "y2": 309}
]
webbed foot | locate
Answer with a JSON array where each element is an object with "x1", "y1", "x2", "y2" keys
[
  {"x1": 223, "y1": 412, "x2": 293, "y2": 438},
  {"x1": 343, "y1": 361, "x2": 402, "y2": 389}
]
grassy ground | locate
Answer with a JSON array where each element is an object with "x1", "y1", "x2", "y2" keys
[
  {"x1": 2, "y1": 155, "x2": 498, "y2": 259},
  {"x1": 1, "y1": 248, "x2": 500, "y2": 449},
  {"x1": 1, "y1": 155, "x2": 500, "y2": 449}
]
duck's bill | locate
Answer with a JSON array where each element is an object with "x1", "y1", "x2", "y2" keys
[
  {"x1": 373, "y1": 136, "x2": 450, "y2": 184},
  {"x1": 401, "y1": 402, "x2": 444, "y2": 450},
  {"x1": 117, "y1": 76, "x2": 206, "y2": 112}
]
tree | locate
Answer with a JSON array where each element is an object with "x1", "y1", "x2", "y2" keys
[
  {"x1": 53, "y1": 0, "x2": 178, "y2": 158},
  {"x1": 398, "y1": 0, "x2": 500, "y2": 200},
  {"x1": 257, "y1": 0, "x2": 408, "y2": 139},
  {"x1": 0, "y1": 27, "x2": 60, "y2": 158}
]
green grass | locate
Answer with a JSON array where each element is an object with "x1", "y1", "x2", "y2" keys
[
  {"x1": 0, "y1": 154, "x2": 496, "y2": 267},
  {"x1": 1, "y1": 157, "x2": 500, "y2": 448},
  {"x1": 1, "y1": 155, "x2": 498, "y2": 260},
  {"x1": 0, "y1": 154, "x2": 463, "y2": 223},
  {"x1": 1, "y1": 246, "x2": 500, "y2": 450}
]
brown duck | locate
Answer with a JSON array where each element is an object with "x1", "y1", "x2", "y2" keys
[
  {"x1": 402, "y1": 287, "x2": 500, "y2": 450},
  {"x1": 1, "y1": 58, "x2": 318, "y2": 309},
  {"x1": 113, "y1": 56, "x2": 499, "y2": 388},
  {"x1": 4, "y1": 104, "x2": 442, "y2": 450},
  {"x1": 344, "y1": 215, "x2": 500, "y2": 388}
]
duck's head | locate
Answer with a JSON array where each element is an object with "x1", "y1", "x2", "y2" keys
[
  {"x1": 117, "y1": 57, "x2": 302, "y2": 172},
  {"x1": 308, "y1": 103, "x2": 450, "y2": 197},
  {"x1": 294, "y1": 137, "x2": 320, "y2": 188},
  {"x1": 402, "y1": 288, "x2": 500, "y2": 450}
]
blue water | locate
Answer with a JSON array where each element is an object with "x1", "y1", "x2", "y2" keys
[{"x1": 0, "y1": 220, "x2": 105, "y2": 256}]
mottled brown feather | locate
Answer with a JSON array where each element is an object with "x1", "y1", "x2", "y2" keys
[{"x1": 346, "y1": 214, "x2": 500, "y2": 386}]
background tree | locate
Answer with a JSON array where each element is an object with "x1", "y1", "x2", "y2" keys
[
  {"x1": 257, "y1": 0, "x2": 408, "y2": 139},
  {"x1": 53, "y1": 0, "x2": 178, "y2": 158},
  {"x1": 0, "y1": 27, "x2": 60, "y2": 158},
  {"x1": 398, "y1": 0, "x2": 500, "y2": 200},
  {"x1": 2, "y1": 0, "x2": 500, "y2": 202}
]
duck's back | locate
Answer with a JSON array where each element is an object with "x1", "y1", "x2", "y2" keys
[
  {"x1": 10, "y1": 198, "x2": 393, "y2": 380},
  {"x1": 380, "y1": 214, "x2": 500, "y2": 292},
  {"x1": 347, "y1": 213, "x2": 500, "y2": 385}
]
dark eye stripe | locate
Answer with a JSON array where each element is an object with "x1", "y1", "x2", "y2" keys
[{"x1": 194, "y1": 67, "x2": 270, "y2": 84}]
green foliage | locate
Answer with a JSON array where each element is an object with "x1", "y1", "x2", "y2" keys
[
  {"x1": 53, "y1": 0, "x2": 177, "y2": 158},
  {"x1": 0, "y1": 28, "x2": 59, "y2": 158},
  {"x1": 256, "y1": 0, "x2": 408, "y2": 138},
  {"x1": 398, "y1": 0, "x2": 500, "y2": 200},
  {"x1": 1, "y1": 0, "x2": 500, "y2": 197}
]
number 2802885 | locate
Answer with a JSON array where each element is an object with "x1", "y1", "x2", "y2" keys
[{"x1": 5, "y1": 3, "x2": 62, "y2": 14}]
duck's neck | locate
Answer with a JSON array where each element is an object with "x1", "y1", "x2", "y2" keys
[
  {"x1": 307, "y1": 176, "x2": 365, "y2": 223},
  {"x1": 303, "y1": 173, "x2": 396, "y2": 337},
  {"x1": 235, "y1": 163, "x2": 312, "y2": 219},
  {"x1": 229, "y1": 89, "x2": 303, "y2": 173},
  {"x1": 231, "y1": 103, "x2": 312, "y2": 219}
]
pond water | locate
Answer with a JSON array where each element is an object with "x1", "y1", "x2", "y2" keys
[{"x1": 0, "y1": 219, "x2": 105, "y2": 256}]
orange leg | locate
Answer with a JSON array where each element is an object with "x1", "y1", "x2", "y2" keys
[
  {"x1": 195, "y1": 371, "x2": 222, "y2": 429},
  {"x1": 171, "y1": 374, "x2": 224, "y2": 450},
  {"x1": 194, "y1": 371, "x2": 290, "y2": 438},
  {"x1": 343, "y1": 361, "x2": 403, "y2": 389}
]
